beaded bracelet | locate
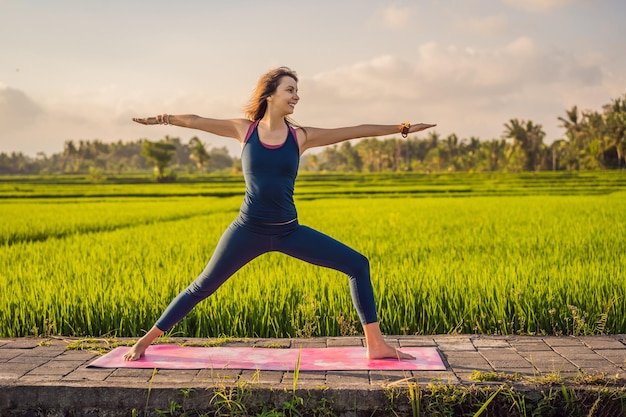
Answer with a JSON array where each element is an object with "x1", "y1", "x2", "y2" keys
[
  {"x1": 399, "y1": 121, "x2": 411, "y2": 138},
  {"x1": 157, "y1": 114, "x2": 170, "y2": 125}
]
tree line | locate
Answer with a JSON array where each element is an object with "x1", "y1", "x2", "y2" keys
[
  {"x1": 303, "y1": 94, "x2": 625, "y2": 173},
  {"x1": 1, "y1": 94, "x2": 624, "y2": 177},
  {"x1": 0, "y1": 136, "x2": 235, "y2": 179}
]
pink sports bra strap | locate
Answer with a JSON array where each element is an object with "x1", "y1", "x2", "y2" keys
[
  {"x1": 244, "y1": 120, "x2": 260, "y2": 143},
  {"x1": 288, "y1": 125, "x2": 298, "y2": 145},
  {"x1": 244, "y1": 120, "x2": 299, "y2": 149}
]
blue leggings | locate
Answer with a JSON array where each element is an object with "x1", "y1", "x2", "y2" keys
[{"x1": 154, "y1": 216, "x2": 377, "y2": 332}]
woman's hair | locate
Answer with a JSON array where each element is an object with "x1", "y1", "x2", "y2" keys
[{"x1": 244, "y1": 66, "x2": 299, "y2": 124}]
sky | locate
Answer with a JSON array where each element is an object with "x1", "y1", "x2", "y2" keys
[{"x1": 1, "y1": 0, "x2": 625, "y2": 157}]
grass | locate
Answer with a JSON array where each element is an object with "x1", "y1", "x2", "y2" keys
[
  {"x1": 1, "y1": 172, "x2": 625, "y2": 339},
  {"x1": 2, "y1": 171, "x2": 625, "y2": 199}
]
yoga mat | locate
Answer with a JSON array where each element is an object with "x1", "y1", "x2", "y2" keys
[{"x1": 88, "y1": 345, "x2": 445, "y2": 371}]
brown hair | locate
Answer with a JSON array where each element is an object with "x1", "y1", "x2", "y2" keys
[{"x1": 243, "y1": 66, "x2": 299, "y2": 124}]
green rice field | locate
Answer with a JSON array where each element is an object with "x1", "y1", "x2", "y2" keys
[{"x1": 1, "y1": 172, "x2": 625, "y2": 338}]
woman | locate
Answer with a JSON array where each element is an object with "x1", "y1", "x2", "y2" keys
[{"x1": 124, "y1": 66, "x2": 435, "y2": 361}]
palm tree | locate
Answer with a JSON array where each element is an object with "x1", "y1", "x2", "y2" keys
[
  {"x1": 339, "y1": 141, "x2": 362, "y2": 172},
  {"x1": 62, "y1": 140, "x2": 79, "y2": 173},
  {"x1": 558, "y1": 106, "x2": 582, "y2": 141},
  {"x1": 426, "y1": 131, "x2": 440, "y2": 152},
  {"x1": 557, "y1": 106, "x2": 583, "y2": 170},
  {"x1": 480, "y1": 139, "x2": 507, "y2": 172},
  {"x1": 443, "y1": 133, "x2": 459, "y2": 170},
  {"x1": 549, "y1": 139, "x2": 569, "y2": 171},
  {"x1": 579, "y1": 110, "x2": 607, "y2": 170},
  {"x1": 463, "y1": 137, "x2": 482, "y2": 171},
  {"x1": 503, "y1": 119, "x2": 546, "y2": 171},
  {"x1": 356, "y1": 138, "x2": 383, "y2": 172},
  {"x1": 603, "y1": 95, "x2": 626, "y2": 169},
  {"x1": 189, "y1": 136, "x2": 210, "y2": 172}
]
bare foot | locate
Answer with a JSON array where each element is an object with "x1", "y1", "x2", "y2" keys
[
  {"x1": 367, "y1": 343, "x2": 415, "y2": 360},
  {"x1": 123, "y1": 342, "x2": 149, "y2": 361}
]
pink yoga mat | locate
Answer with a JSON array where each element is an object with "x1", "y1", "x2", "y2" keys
[{"x1": 88, "y1": 345, "x2": 445, "y2": 371}]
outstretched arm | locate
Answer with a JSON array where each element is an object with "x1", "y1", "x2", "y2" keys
[
  {"x1": 298, "y1": 122, "x2": 436, "y2": 152},
  {"x1": 133, "y1": 114, "x2": 251, "y2": 142}
]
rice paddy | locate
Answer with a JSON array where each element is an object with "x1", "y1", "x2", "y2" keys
[{"x1": 1, "y1": 172, "x2": 624, "y2": 338}]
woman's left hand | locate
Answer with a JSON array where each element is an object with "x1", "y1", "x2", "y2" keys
[{"x1": 410, "y1": 123, "x2": 437, "y2": 134}]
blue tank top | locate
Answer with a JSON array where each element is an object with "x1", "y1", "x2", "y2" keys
[{"x1": 239, "y1": 120, "x2": 300, "y2": 224}]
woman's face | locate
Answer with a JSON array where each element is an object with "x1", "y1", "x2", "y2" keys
[{"x1": 268, "y1": 76, "x2": 299, "y2": 115}]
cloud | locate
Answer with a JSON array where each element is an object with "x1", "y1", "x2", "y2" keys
[
  {"x1": 464, "y1": 14, "x2": 509, "y2": 36},
  {"x1": 380, "y1": 4, "x2": 415, "y2": 30},
  {"x1": 1, "y1": 34, "x2": 617, "y2": 157},
  {"x1": 0, "y1": 83, "x2": 245, "y2": 156},
  {"x1": 296, "y1": 37, "x2": 610, "y2": 142},
  {"x1": 305, "y1": 37, "x2": 602, "y2": 103},
  {"x1": 502, "y1": 0, "x2": 579, "y2": 12},
  {"x1": 0, "y1": 85, "x2": 44, "y2": 133}
]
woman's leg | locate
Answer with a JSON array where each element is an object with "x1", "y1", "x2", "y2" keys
[
  {"x1": 124, "y1": 220, "x2": 269, "y2": 360},
  {"x1": 276, "y1": 225, "x2": 414, "y2": 359}
]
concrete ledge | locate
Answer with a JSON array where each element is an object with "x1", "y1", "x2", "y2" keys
[
  {"x1": 2, "y1": 335, "x2": 626, "y2": 416},
  {"x1": 0, "y1": 384, "x2": 399, "y2": 417}
]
